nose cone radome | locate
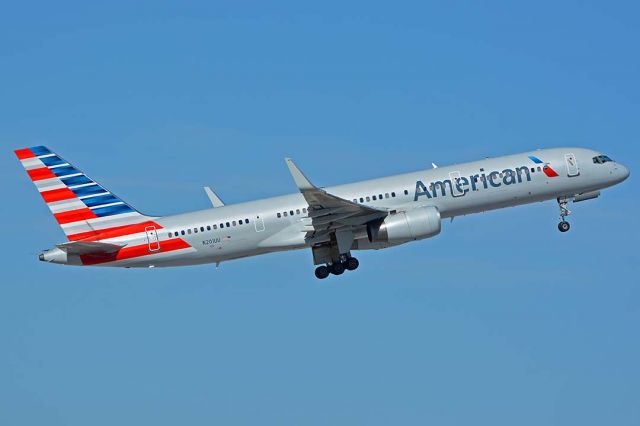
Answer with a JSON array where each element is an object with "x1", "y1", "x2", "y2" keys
[{"x1": 617, "y1": 164, "x2": 630, "y2": 183}]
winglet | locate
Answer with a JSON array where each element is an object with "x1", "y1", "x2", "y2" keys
[
  {"x1": 204, "y1": 186, "x2": 225, "y2": 207},
  {"x1": 285, "y1": 158, "x2": 316, "y2": 191}
]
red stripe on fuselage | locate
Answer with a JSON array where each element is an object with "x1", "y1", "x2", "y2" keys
[
  {"x1": 68, "y1": 221, "x2": 162, "y2": 241},
  {"x1": 80, "y1": 238, "x2": 191, "y2": 265},
  {"x1": 15, "y1": 148, "x2": 36, "y2": 160},
  {"x1": 54, "y1": 208, "x2": 98, "y2": 224},
  {"x1": 41, "y1": 187, "x2": 77, "y2": 203},
  {"x1": 27, "y1": 167, "x2": 57, "y2": 181}
]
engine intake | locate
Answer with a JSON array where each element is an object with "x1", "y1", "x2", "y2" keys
[{"x1": 367, "y1": 206, "x2": 441, "y2": 243}]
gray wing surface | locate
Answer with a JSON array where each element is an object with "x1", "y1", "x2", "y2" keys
[{"x1": 285, "y1": 158, "x2": 387, "y2": 241}]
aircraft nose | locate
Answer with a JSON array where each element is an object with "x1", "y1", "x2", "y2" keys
[
  {"x1": 612, "y1": 163, "x2": 630, "y2": 183},
  {"x1": 618, "y1": 164, "x2": 630, "y2": 181}
]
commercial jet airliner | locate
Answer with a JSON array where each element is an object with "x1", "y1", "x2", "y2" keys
[{"x1": 15, "y1": 146, "x2": 629, "y2": 279}]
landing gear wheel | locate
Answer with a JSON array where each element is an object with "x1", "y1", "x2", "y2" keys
[
  {"x1": 346, "y1": 257, "x2": 359, "y2": 271},
  {"x1": 330, "y1": 262, "x2": 345, "y2": 275},
  {"x1": 315, "y1": 265, "x2": 330, "y2": 279},
  {"x1": 558, "y1": 221, "x2": 571, "y2": 233}
]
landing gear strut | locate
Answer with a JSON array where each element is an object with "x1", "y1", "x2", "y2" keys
[{"x1": 558, "y1": 197, "x2": 571, "y2": 233}]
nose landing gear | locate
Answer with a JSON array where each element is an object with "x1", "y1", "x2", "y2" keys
[
  {"x1": 558, "y1": 221, "x2": 571, "y2": 232},
  {"x1": 558, "y1": 197, "x2": 571, "y2": 233}
]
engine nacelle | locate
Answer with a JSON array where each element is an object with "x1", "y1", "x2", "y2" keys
[{"x1": 367, "y1": 206, "x2": 441, "y2": 243}]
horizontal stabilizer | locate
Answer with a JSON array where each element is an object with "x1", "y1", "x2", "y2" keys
[{"x1": 56, "y1": 241, "x2": 125, "y2": 255}]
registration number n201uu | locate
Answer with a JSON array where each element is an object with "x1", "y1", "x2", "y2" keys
[{"x1": 202, "y1": 237, "x2": 221, "y2": 246}]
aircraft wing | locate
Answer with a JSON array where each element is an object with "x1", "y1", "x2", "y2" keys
[{"x1": 285, "y1": 158, "x2": 387, "y2": 239}]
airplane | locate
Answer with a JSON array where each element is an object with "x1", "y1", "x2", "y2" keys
[{"x1": 15, "y1": 146, "x2": 629, "y2": 279}]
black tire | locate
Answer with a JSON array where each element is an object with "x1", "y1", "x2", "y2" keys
[
  {"x1": 346, "y1": 257, "x2": 359, "y2": 271},
  {"x1": 330, "y1": 262, "x2": 345, "y2": 275},
  {"x1": 315, "y1": 265, "x2": 330, "y2": 279},
  {"x1": 558, "y1": 221, "x2": 570, "y2": 233}
]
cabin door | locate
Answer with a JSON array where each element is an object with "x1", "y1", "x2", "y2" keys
[
  {"x1": 145, "y1": 226, "x2": 161, "y2": 252},
  {"x1": 565, "y1": 153, "x2": 580, "y2": 177}
]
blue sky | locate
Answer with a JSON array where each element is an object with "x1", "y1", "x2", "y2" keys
[{"x1": 1, "y1": 1, "x2": 639, "y2": 425}]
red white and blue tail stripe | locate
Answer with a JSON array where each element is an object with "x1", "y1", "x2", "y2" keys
[{"x1": 15, "y1": 146, "x2": 154, "y2": 241}]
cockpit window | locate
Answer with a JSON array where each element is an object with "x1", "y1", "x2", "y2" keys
[{"x1": 593, "y1": 155, "x2": 613, "y2": 164}]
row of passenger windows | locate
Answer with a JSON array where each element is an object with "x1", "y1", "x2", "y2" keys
[
  {"x1": 277, "y1": 207, "x2": 308, "y2": 218},
  {"x1": 354, "y1": 191, "x2": 395, "y2": 203},
  {"x1": 275, "y1": 190, "x2": 411, "y2": 219},
  {"x1": 168, "y1": 218, "x2": 250, "y2": 238},
  {"x1": 351, "y1": 190, "x2": 409, "y2": 204}
]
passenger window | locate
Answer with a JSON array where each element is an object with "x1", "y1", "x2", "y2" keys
[
  {"x1": 226, "y1": 222, "x2": 230, "y2": 227},
  {"x1": 385, "y1": 193, "x2": 389, "y2": 198},
  {"x1": 245, "y1": 218, "x2": 249, "y2": 223},
  {"x1": 302, "y1": 208, "x2": 307, "y2": 214},
  {"x1": 277, "y1": 212, "x2": 281, "y2": 218},
  {"x1": 194, "y1": 228, "x2": 198, "y2": 233},
  {"x1": 359, "y1": 197, "x2": 364, "y2": 202},
  {"x1": 284, "y1": 211, "x2": 288, "y2": 217},
  {"x1": 200, "y1": 226, "x2": 204, "y2": 232},
  {"x1": 181, "y1": 230, "x2": 185, "y2": 235},
  {"x1": 290, "y1": 210, "x2": 294, "y2": 216},
  {"x1": 537, "y1": 167, "x2": 542, "y2": 172},
  {"x1": 168, "y1": 232, "x2": 173, "y2": 238},
  {"x1": 213, "y1": 224, "x2": 217, "y2": 229},
  {"x1": 239, "y1": 220, "x2": 243, "y2": 225},
  {"x1": 378, "y1": 194, "x2": 383, "y2": 199},
  {"x1": 366, "y1": 196, "x2": 371, "y2": 202},
  {"x1": 207, "y1": 225, "x2": 211, "y2": 231},
  {"x1": 232, "y1": 221, "x2": 236, "y2": 226},
  {"x1": 188, "y1": 229, "x2": 192, "y2": 234},
  {"x1": 404, "y1": 189, "x2": 409, "y2": 195},
  {"x1": 220, "y1": 223, "x2": 224, "y2": 228},
  {"x1": 296, "y1": 209, "x2": 300, "y2": 214},
  {"x1": 391, "y1": 192, "x2": 396, "y2": 197},
  {"x1": 531, "y1": 168, "x2": 535, "y2": 173},
  {"x1": 372, "y1": 195, "x2": 377, "y2": 200}
]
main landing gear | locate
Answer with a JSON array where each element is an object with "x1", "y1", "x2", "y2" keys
[
  {"x1": 557, "y1": 197, "x2": 571, "y2": 233},
  {"x1": 314, "y1": 256, "x2": 360, "y2": 280}
]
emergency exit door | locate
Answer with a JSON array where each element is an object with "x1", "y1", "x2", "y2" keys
[{"x1": 254, "y1": 214, "x2": 265, "y2": 232}]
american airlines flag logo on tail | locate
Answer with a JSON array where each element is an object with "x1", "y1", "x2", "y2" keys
[{"x1": 14, "y1": 146, "x2": 153, "y2": 241}]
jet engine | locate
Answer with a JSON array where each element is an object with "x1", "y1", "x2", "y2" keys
[{"x1": 367, "y1": 206, "x2": 441, "y2": 243}]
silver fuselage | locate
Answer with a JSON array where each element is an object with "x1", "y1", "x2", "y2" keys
[{"x1": 48, "y1": 147, "x2": 630, "y2": 267}]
